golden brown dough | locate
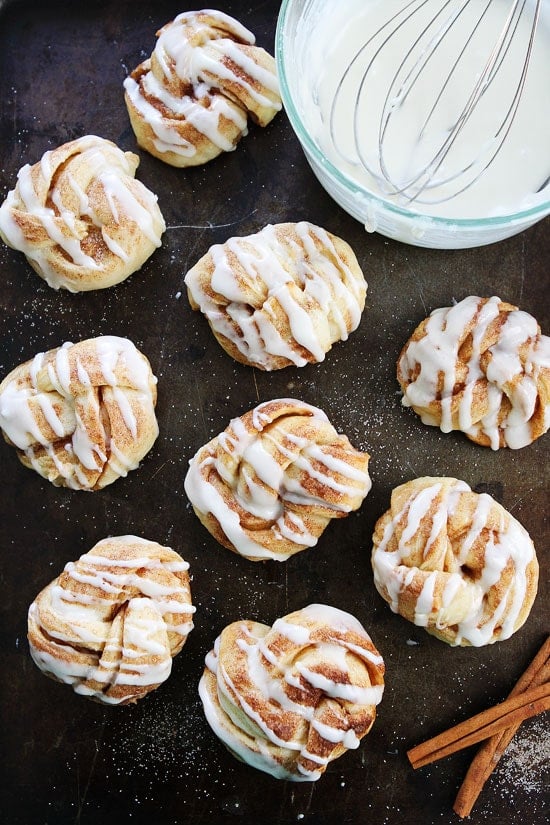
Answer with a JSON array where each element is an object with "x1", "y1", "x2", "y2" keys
[
  {"x1": 28, "y1": 536, "x2": 195, "y2": 704},
  {"x1": 0, "y1": 135, "x2": 165, "y2": 291},
  {"x1": 0, "y1": 336, "x2": 158, "y2": 490},
  {"x1": 124, "y1": 10, "x2": 281, "y2": 167},
  {"x1": 199, "y1": 604, "x2": 384, "y2": 780}
]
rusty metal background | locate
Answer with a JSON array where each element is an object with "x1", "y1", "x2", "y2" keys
[{"x1": 0, "y1": 2, "x2": 548, "y2": 824}]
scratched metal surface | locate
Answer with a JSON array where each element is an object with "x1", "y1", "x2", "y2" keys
[{"x1": 0, "y1": 1, "x2": 548, "y2": 824}]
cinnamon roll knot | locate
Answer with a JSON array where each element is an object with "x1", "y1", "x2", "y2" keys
[
  {"x1": 28, "y1": 536, "x2": 195, "y2": 704},
  {"x1": 123, "y1": 10, "x2": 281, "y2": 167},
  {"x1": 0, "y1": 135, "x2": 165, "y2": 291},
  {"x1": 0, "y1": 336, "x2": 158, "y2": 490},
  {"x1": 199, "y1": 604, "x2": 385, "y2": 780},
  {"x1": 184, "y1": 222, "x2": 367, "y2": 370},
  {"x1": 184, "y1": 399, "x2": 372, "y2": 560},
  {"x1": 371, "y1": 477, "x2": 539, "y2": 646},
  {"x1": 397, "y1": 295, "x2": 550, "y2": 449}
]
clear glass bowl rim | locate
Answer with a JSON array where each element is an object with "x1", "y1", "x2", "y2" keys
[{"x1": 275, "y1": 0, "x2": 550, "y2": 230}]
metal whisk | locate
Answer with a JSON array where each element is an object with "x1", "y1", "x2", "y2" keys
[{"x1": 329, "y1": 0, "x2": 543, "y2": 205}]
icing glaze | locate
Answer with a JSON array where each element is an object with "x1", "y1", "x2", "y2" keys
[{"x1": 294, "y1": 0, "x2": 550, "y2": 220}]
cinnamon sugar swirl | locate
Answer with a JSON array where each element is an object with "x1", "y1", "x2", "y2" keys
[
  {"x1": 371, "y1": 477, "x2": 539, "y2": 646},
  {"x1": 199, "y1": 604, "x2": 385, "y2": 780},
  {"x1": 123, "y1": 10, "x2": 281, "y2": 167},
  {"x1": 397, "y1": 296, "x2": 550, "y2": 449},
  {"x1": 184, "y1": 222, "x2": 367, "y2": 370},
  {"x1": 28, "y1": 536, "x2": 195, "y2": 704},
  {"x1": 0, "y1": 336, "x2": 158, "y2": 490},
  {"x1": 184, "y1": 399, "x2": 371, "y2": 560}
]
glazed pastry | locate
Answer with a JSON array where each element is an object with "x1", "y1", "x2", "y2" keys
[
  {"x1": 0, "y1": 336, "x2": 158, "y2": 490},
  {"x1": 0, "y1": 135, "x2": 165, "y2": 292},
  {"x1": 397, "y1": 295, "x2": 550, "y2": 449},
  {"x1": 199, "y1": 604, "x2": 385, "y2": 781},
  {"x1": 184, "y1": 399, "x2": 371, "y2": 560},
  {"x1": 124, "y1": 10, "x2": 281, "y2": 167},
  {"x1": 184, "y1": 222, "x2": 367, "y2": 370},
  {"x1": 371, "y1": 477, "x2": 539, "y2": 646},
  {"x1": 28, "y1": 536, "x2": 195, "y2": 704}
]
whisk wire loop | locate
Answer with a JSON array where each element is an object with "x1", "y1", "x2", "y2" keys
[
  {"x1": 328, "y1": 0, "x2": 543, "y2": 206},
  {"x1": 377, "y1": 0, "x2": 480, "y2": 196},
  {"x1": 394, "y1": 0, "x2": 531, "y2": 201}
]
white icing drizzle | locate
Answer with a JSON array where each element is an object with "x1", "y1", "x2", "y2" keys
[
  {"x1": 124, "y1": 75, "x2": 247, "y2": 157},
  {"x1": 174, "y1": 9, "x2": 255, "y2": 42},
  {"x1": 99, "y1": 171, "x2": 163, "y2": 247},
  {"x1": 184, "y1": 399, "x2": 371, "y2": 560},
  {"x1": 71, "y1": 414, "x2": 105, "y2": 471},
  {"x1": 27, "y1": 537, "x2": 195, "y2": 704},
  {"x1": 199, "y1": 604, "x2": 384, "y2": 781},
  {"x1": 111, "y1": 387, "x2": 138, "y2": 438},
  {"x1": 14, "y1": 163, "x2": 99, "y2": 270},
  {"x1": 399, "y1": 296, "x2": 550, "y2": 449},
  {"x1": 184, "y1": 222, "x2": 366, "y2": 370},
  {"x1": 372, "y1": 478, "x2": 538, "y2": 646},
  {"x1": 274, "y1": 511, "x2": 317, "y2": 547},
  {"x1": 0, "y1": 336, "x2": 158, "y2": 490},
  {"x1": 199, "y1": 672, "x2": 308, "y2": 781}
]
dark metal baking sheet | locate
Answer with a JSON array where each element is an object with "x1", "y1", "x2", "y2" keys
[{"x1": 0, "y1": 2, "x2": 548, "y2": 824}]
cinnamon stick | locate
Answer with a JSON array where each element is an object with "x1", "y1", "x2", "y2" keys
[
  {"x1": 407, "y1": 680, "x2": 550, "y2": 770},
  {"x1": 453, "y1": 635, "x2": 550, "y2": 818}
]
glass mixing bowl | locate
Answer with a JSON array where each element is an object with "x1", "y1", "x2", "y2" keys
[{"x1": 275, "y1": 0, "x2": 550, "y2": 249}]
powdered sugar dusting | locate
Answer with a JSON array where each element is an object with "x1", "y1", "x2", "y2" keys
[{"x1": 497, "y1": 718, "x2": 550, "y2": 796}]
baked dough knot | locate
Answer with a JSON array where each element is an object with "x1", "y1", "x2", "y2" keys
[
  {"x1": 0, "y1": 336, "x2": 158, "y2": 490},
  {"x1": 123, "y1": 9, "x2": 281, "y2": 167},
  {"x1": 27, "y1": 536, "x2": 195, "y2": 705},
  {"x1": 371, "y1": 477, "x2": 539, "y2": 646},
  {"x1": 184, "y1": 398, "x2": 372, "y2": 560},
  {"x1": 199, "y1": 604, "x2": 385, "y2": 781},
  {"x1": 184, "y1": 221, "x2": 367, "y2": 370},
  {"x1": 0, "y1": 135, "x2": 165, "y2": 291},
  {"x1": 397, "y1": 295, "x2": 550, "y2": 449}
]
